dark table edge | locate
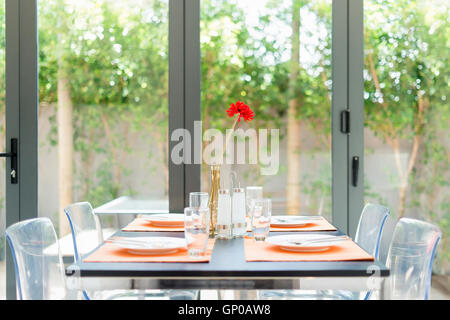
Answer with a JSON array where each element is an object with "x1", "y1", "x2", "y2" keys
[
  {"x1": 66, "y1": 267, "x2": 390, "y2": 278},
  {"x1": 66, "y1": 227, "x2": 390, "y2": 278}
]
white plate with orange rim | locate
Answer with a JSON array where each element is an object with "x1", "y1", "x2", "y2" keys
[
  {"x1": 270, "y1": 215, "x2": 322, "y2": 228},
  {"x1": 142, "y1": 214, "x2": 185, "y2": 227},
  {"x1": 265, "y1": 234, "x2": 348, "y2": 253},
  {"x1": 109, "y1": 236, "x2": 189, "y2": 255}
]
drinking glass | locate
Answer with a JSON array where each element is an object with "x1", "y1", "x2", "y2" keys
[
  {"x1": 189, "y1": 192, "x2": 209, "y2": 209},
  {"x1": 246, "y1": 186, "x2": 263, "y2": 217},
  {"x1": 250, "y1": 198, "x2": 271, "y2": 241},
  {"x1": 184, "y1": 207, "x2": 210, "y2": 258}
]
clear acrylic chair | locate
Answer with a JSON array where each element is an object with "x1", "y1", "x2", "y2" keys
[
  {"x1": 64, "y1": 202, "x2": 103, "y2": 262},
  {"x1": 64, "y1": 202, "x2": 198, "y2": 300},
  {"x1": 355, "y1": 203, "x2": 390, "y2": 259},
  {"x1": 258, "y1": 203, "x2": 390, "y2": 300},
  {"x1": 384, "y1": 217, "x2": 441, "y2": 300},
  {"x1": 6, "y1": 218, "x2": 71, "y2": 299}
]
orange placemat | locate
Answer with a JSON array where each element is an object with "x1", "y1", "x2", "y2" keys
[
  {"x1": 122, "y1": 218, "x2": 184, "y2": 232},
  {"x1": 83, "y1": 238, "x2": 215, "y2": 263},
  {"x1": 244, "y1": 237, "x2": 374, "y2": 262},
  {"x1": 245, "y1": 216, "x2": 337, "y2": 232}
]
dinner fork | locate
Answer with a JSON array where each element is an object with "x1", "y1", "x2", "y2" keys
[
  {"x1": 288, "y1": 235, "x2": 350, "y2": 246},
  {"x1": 273, "y1": 216, "x2": 322, "y2": 222},
  {"x1": 106, "y1": 237, "x2": 153, "y2": 247}
]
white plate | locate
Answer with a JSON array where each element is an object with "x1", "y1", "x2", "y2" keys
[
  {"x1": 265, "y1": 234, "x2": 343, "y2": 252},
  {"x1": 110, "y1": 236, "x2": 187, "y2": 255},
  {"x1": 270, "y1": 215, "x2": 320, "y2": 228},
  {"x1": 143, "y1": 214, "x2": 185, "y2": 227}
]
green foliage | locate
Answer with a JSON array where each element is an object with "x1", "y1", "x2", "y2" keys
[
  {"x1": 200, "y1": 0, "x2": 333, "y2": 202},
  {"x1": 364, "y1": 0, "x2": 449, "y2": 140},
  {"x1": 201, "y1": 0, "x2": 292, "y2": 132},
  {"x1": 364, "y1": 0, "x2": 449, "y2": 274},
  {"x1": 0, "y1": 0, "x2": 448, "y2": 272},
  {"x1": 39, "y1": 0, "x2": 169, "y2": 205}
]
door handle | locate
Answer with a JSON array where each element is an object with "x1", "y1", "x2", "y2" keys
[
  {"x1": 352, "y1": 156, "x2": 359, "y2": 187},
  {"x1": 0, "y1": 138, "x2": 18, "y2": 184},
  {"x1": 340, "y1": 110, "x2": 350, "y2": 134}
]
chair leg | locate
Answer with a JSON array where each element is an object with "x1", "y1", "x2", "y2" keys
[
  {"x1": 200, "y1": 290, "x2": 219, "y2": 299},
  {"x1": 233, "y1": 290, "x2": 257, "y2": 299}
]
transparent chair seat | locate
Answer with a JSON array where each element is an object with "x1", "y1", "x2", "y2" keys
[
  {"x1": 385, "y1": 218, "x2": 441, "y2": 300},
  {"x1": 92, "y1": 289, "x2": 199, "y2": 300},
  {"x1": 260, "y1": 217, "x2": 442, "y2": 301},
  {"x1": 258, "y1": 203, "x2": 390, "y2": 300},
  {"x1": 64, "y1": 202, "x2": 198, "y2": 300},
  {"x1": 6, "y1": 218, "x2": 71, "y2": 300},
  {"x1": 258, "y1": 290, "x2": 355, "y2": 300}
]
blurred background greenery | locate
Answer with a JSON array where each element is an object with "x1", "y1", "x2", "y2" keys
[{"x1": 0, "y1": 0, "x2": 448, "y2": 277}]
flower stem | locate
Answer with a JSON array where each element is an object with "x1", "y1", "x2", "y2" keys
[{"x1": 223, "y1": 116, "x2": 240, "y2": 160}]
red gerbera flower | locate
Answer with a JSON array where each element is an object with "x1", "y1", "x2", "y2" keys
[{"x1": 226, "y1": 100, "x2": 254, "y2": 122}]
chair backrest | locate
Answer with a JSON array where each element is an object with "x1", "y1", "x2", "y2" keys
[
  {"x1": 64, "y1": 202, "x2": 103, "y2": 262},
  {"x1": 386, "y1": 218, "x2": 441, "y2": 300},
  {"x1": 355, "y1": 203, "x2": 390, "y2": 259},
  {"x1": 6, "y1": 218, "x2": 67, "y2": 300}
]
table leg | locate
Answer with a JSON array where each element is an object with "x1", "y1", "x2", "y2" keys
[
  {"x1": 233, "y1": 290, "x2": 258, "y2": 300},
  {"x1": 200, "y1": 290, "x2": 219, "y2": 299},
  {"x1": 379, "y1": 278, "x2": 386, "y2": 300}
]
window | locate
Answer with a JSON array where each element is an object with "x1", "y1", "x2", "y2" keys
[
  {"x1": 0, "y1": 0, "x2": 5, "y2": 300},
  {"x1": 1, "y1": 0, "x2": 446, "y2": 300},
  {"x1": 364, "y1": 0, "x2": 449, "y2": 274},
  {"x1": 200, "y1": 0, "x2": 332, "y2": 219},
  {"x1": 38, "y1": 0, "x2": 169, "y2": 235}
]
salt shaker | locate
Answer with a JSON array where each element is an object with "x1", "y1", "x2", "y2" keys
[
  {"x1": 216, "y1": 189, "x2": 232, "y2": 239},
  {"x1": 232, "y1": 187, "x2": 247, "y2": 237}
]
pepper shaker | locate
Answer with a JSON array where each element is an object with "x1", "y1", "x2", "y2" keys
[
  {"x1": 216, "y1": 189, "x2": 232, "y2": 239},
  {"x1": 232, "y1": 187, "x2": 247, "y2": 237}
]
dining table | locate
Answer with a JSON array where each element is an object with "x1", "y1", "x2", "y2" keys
[
  {"x1": 65, "y1": 207, "x2": 390, "y2": 299},
  {"x1": 93, "y1": 196, "x2": 171, "y2": 215},
  {"x1": 92, "y1": 196, "x2": 172, "y2": 231}
]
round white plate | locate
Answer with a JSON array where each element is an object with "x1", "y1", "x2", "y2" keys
[
  {"x1": 265, "y1": 234, "x2": 342, "y2": 252},
  {"x1": 111, "y1": 236, "x2": 187, "y2": 255},
  {"x1": 143, "y1": 214, "x2": 185, "y2": 227},
  {"x1": 270, "y1": 216, "x2": 316, "y2": 228}
]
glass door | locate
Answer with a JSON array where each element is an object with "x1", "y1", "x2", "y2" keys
[
  {"x1": 37, "y1": 0, "x2": 169, "y2": 237},
  {"x1": 0, "y1": 0, "x2": 5, "y2": 300},
  {"x1": 2, "y1": 0, "x2": 39, "y2": 300},
  {"x1": 200, "y1": 0, "x2": 333, "y2": 220},
  {"x1": 363, "y1": 0, "x2": 449, "y2": 275},
  {"x1": 0, "y1": 0, "x2": 372, "y2": 300}
]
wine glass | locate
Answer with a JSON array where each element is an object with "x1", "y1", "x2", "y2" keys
[{"x1": 246, "y1": 186, "x2": 263, "y2": 217}]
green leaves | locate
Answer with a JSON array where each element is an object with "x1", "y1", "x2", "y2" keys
[
  {"x1": 37, "y1": 0, "x2": 170, "y2": 205},
  {"x1": 364, "y1": 0, "x2": 449, "y2": 274}
]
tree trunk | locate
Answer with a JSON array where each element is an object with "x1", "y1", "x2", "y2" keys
[
  {"x1": 201, "y1": 102, "x2": 211, "y2": 192},
  {"x1": 57, "y1": 66, "x2": 73, "y2": 237},
  {"x1": 286, "y1": 0, "x2": 302, "y2": 215},
  {"x1": 397, "y1": 134, "x2": 421, "y2": 218},
  {"x1": 367, "y1": 51, "x2": 427, "y2": 219},
  {"x1": 81, "y1": 128, "x2": 94, "y2": 200},
  {"x1": 155, "y1": 127, "x2": 169, "y2": 196},
  {"x1": 201, "y1": 56, "x2": 215, "y2": 192},
  {"x1": 394, "y1": 97, "x2": 427, "y2": 218},
  {"x1": 99, "y1": 112, "x2": 121, "y2": 197}
]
